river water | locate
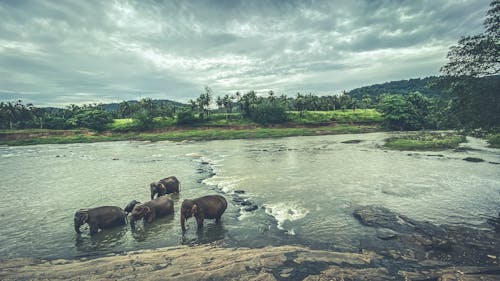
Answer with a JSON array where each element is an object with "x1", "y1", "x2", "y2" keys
[{"x1": 0, "y1": 132, "x2": 499, "y2": 259}]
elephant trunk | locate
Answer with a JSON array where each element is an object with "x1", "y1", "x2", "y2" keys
[
  {"x1": 180, "y1": 213, "x2": 186, "y2": 232},
  {"x1": 150, "y1": 183, "x2": 156, "y2": 200},
  {"x1": 74, "y1": 219, "x2": 82, "y2": 234}
]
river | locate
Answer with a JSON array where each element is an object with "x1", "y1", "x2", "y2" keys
[{"x1": 0, "y1": 132, "x2": 499, "y2": 259}]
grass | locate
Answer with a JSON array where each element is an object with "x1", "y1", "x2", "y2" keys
[
  {"x1": 384, "y1": 132, "x2": 466, "y2": 151},
  {"x1": 0, "y1": 124, "x2": 381, "y2": 146},
  {"x1": 486, "y1": 133, "x2": 500, "y2": 148},
  {"x1": 288, "y1": 109, "x2": 382, "y2": 124}
]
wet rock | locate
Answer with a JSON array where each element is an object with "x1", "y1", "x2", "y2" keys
[
  {"x1": 489, "y1": 161, "x2": 500, "y2": 165},
  {"x1": 234, "y1": 190, "x2": 245, "y2": 194},
  {"x1": 376, "y1": 228, "x2": 398, "y2": 240},
  {"x1": 240, "y1": 200, "x2": 252, "y2": 206},
  {"x1": 244, "y1": 205, "x2": 258, "y2": 212},
  {"x1": 426, "y1": 154, "x2": 444, "y2": 157},
  {"x1": 463, "y1": 157, "x2": 485, "y2": 162},
  {"x1": 341, "y1": 140, "x2": 363, "y2": 144},
  {"x1": 354, "y1": 205, "x2": 499, "y2": 266}
]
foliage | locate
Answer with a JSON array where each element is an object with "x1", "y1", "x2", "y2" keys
[
  {"x1": 249, "y1": 100, "x2": 288, "y2": 124},
  {"x1": 384, "y1": 132, "x2": 466, "y2": 151},
  {"x1": 67, "y1": 109, "x2": 113, "y2": 132},
  {"x1": 377, "y1": 92, "x2": 434, "y2": 131},
  {"x1": 486, "y1": 133, "x2": 500, "y2": 148},
  {"x1": 441, "y1": 0, "x2": 499, "y2": 77},
  {"x1": 132, "y1": 108, "x2": 155, "y2": 131},
  {"x1": 176, "y1": 110, "x2": 197, "y2": 125}
]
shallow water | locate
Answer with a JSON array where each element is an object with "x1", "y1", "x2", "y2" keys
[{"x1": 0, "y1": 133, "x2": 499, "y2": 259}]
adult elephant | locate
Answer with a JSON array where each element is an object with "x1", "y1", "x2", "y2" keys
[
  {"x1": 74, "y1": 206, "x2": 126, "y2": 235},
  {"x1": 150, "y1": 176, "x2": 180, "y2": 200},
  {"x1": 129, "y1": 196, "x2": 174, "y2": 227},
  {"x1": 180, "y1": 195, "x2": 227, "y2": 232}
]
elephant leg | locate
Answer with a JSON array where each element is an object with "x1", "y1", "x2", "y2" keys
[
  {"x1": 196, "y1": 215, "x2": 204, "y2": 229},
  {"x1": 89, "y1": 223, "x2": 99, "y2": 235},
  {"x1": 215, "y1": 216, "x2": 221, "y2": 223},
  {"x1": 146, "y1": 212, "x2": 155, "y2": 223}
]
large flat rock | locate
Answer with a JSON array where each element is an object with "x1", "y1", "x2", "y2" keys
[{"x1": 1, "y1": 244, "x2": 499, "y2": 280}]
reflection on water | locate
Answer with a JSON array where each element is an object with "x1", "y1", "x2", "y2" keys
[{"x1": 0, "y1": 133, "x2": 499, "y2": 259}]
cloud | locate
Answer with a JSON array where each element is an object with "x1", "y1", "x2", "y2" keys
[{"x1": 0, "y1": 0, "x2": 491, "y2": 106}]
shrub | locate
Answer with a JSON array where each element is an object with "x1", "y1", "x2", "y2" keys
[{"x1": 176, "y1": 110, "x2": 197, "y2": 125}]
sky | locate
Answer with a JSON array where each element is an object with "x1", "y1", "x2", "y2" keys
[{"x1": 0, "y1": 0, "x2": 491, "y2": 107}]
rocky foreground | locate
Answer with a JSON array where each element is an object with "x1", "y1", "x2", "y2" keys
[{"x1": 1, "y1": 206, "x2": 499, "y2": 280}]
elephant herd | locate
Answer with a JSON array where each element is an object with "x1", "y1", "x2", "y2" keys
[{"x1": 74, "y1": 176, "x2": 228, "y2": 235}]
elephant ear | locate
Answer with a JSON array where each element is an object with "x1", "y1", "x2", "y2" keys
[
  {"x1": 77, "y1": 209, "x2": 89, "y2": 223},
  {"x1": 144, "y1": 206, "x2": 152, "y2": 216},
  {"x1": 191, "y1": 204, "x2": 198, "y2": 216}
]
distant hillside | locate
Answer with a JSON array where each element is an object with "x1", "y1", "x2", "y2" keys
[
  {"x1": 348, "y1": 75, "x2": 500, "y2": 99},
  {"x1": 101, "y1": 99, "x2": 186, "y2": 112},
  {"x1": 348, "y1": 77, "x2": 443, "y2": 99}
]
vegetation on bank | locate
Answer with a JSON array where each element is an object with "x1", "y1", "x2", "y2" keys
[
  {"x1": 383, "y1": 132, "x2": 466, "y2": 151},
  {"x1": 0, "y1": 124, "x2": 380, "y2": 146},
  {"x1": 486, "y1": 133, "x2": 500, "y2": 148}
]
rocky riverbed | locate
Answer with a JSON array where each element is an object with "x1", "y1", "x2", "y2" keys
[{"x1": 2, "y1": 205, "x2": 499, "y2": 280}]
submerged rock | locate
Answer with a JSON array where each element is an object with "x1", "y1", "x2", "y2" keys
[
  {"x1": 463, "y1": 157, "x2": 485, "y2": 162},
  {"x1": 341, "y1": 140, "x2": 363, "y2": 144},
  {"x1": 244, "y1": 205, "x2": 258, "y2": 212}
]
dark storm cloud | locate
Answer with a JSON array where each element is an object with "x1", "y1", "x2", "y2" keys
[{"x1": 0, "y1": 0, "x2": 490, "y2": 106}]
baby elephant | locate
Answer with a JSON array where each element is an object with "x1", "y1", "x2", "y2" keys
[
  {"x1": 74, "y1": 206, "x2": 127, "y2": 235},
  {"x1": 129, "y1": 196, "x2": 174, "y2": 227},
  {"x1": 150, "y1": 176, "x2": 180, "y2": 200},
  {"x1": 180, "y1": 195, "x2": 227, "y2": 232}
]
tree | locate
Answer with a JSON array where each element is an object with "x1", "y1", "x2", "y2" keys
[
  {"x1": 441, "y1": 0, "x2": 499, "y2": 77},
  {"x1": 377, "y1": 93, "x2": 433, "y2": 131},
  {"x1": 440, "y1": 0, "x2": 500, "y2": 129},
  {"x1": 197, "y1": 86, "x2": 212, "y2": 120}
]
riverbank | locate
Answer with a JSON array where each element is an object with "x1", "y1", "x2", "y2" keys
[
  {"x1": 0, "y1": 244, "x2": 495, "y2": 281},
  {"x1": 0, "y1": 124, "x2": 381, "y2": 146}
]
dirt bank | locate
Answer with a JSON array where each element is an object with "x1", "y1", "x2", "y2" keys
[{"x1": 1, "y1": 243, "x2": 499, "y2": 281}]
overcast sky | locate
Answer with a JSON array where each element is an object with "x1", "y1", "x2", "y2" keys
[{"x1": 0, "y1": 0, "x2": 490, "y2": 106}]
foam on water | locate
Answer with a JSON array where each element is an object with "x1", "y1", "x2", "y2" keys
[{"x1": 263, "y1": 202, "x2": 310, "y2": 234}]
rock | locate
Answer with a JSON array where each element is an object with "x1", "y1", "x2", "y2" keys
[
  {"x1": 240, "y1": 200, "x2": 252, "y2": 206},
  {"x1": 1, "y1": 244, "x2": 499, "y2": 280},
  {"x1": 244, "y1": 205, "x2": 258, "y2": 212},
  {"x1": 463, "y1": 157, "x2": 485, "y2": 162},
  {"x1": 341, "y1": 140, "x2": 363, "y2": 144},
  {"x1": 234, "y1": 190, "x2": 245, "y2": 194},
  {"x1": 376, "y1": 228, "x2": 398, "y2": 240}
]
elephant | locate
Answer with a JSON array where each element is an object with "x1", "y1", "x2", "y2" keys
[
  {"x1": 129, "y1": 196, "x2": 174, "y2": 227},
  {"x1": 74, "y1": 206, "x2": 127, "y2": 235},
  {"x1": 180, "y1": 195, "x2": 227, "y2": 232},
  {"x1": 124, "y1": 200, "x2": 140, "y2": 214},
  {"x1": 150, "y1": 176, "x2": 180, "y2": 200}
]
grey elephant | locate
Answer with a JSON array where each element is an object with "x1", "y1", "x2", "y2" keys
[
  {"x1": 128, "y1": 196, "x2": 174, "y2": 227},
  {"x1": 150, "y1": 176, "x2": 180, "y2": 199},
  {"x1": 74, "y1": 206, "x2": 127, "y2": 235},
  {"x1": 180, "y1": 195, "x2": 227, "y2": 232}
]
